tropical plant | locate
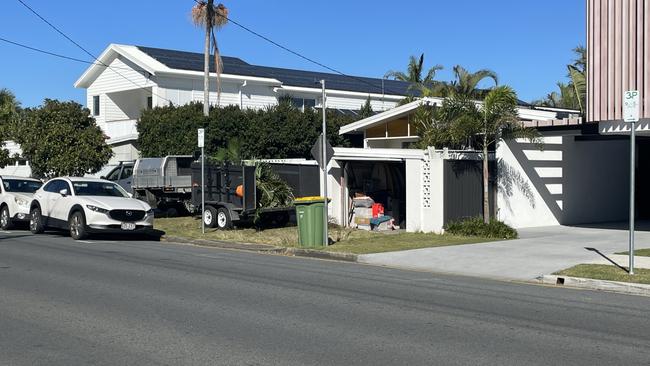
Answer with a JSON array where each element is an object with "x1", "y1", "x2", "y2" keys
[
  {"x1": 255, "y1": 162, "x2": 294, "y2": 209},
  {"x1": 445, "y1": 65, "x2": 498, "y2": 99},
  {"x1": 533, "y1": 46, "x2": 586, "y2": 114},
  {"x1": 191, "y1": 0, "x2": 229, "y2": 116},
  {"x1": 385, "y1": 53, "x2": 443, "y2": 93},
  {"x1": 441, "y1": 86, "x2": 540, "y2": 223},
  {"x1": 213, "y1": 137, "x2": 242, "y2": 165},
  {"x1": 13, "y1": 99, "x2": 113, "y2": 178}
]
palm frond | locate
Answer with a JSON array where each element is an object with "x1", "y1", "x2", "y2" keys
[
  {"x1": 384, "y1": 71, "x2": 409, "y2": 81},
  {"x1": 568, "y1": 65, "x2": 586, "y2": 114}
]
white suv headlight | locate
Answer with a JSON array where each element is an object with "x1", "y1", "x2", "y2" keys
[
  {"x1": 145, "y1": 208, "x2": 154, "y2": 217},
  {"x1": 14, "y1": 197, "x2": 29, "y2": 207},
  {"x1": 86, "y1": 205, "x2": 109, "y2": 214}
]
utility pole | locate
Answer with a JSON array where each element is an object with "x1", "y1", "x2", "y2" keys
[
  {"x1": 320, "y1": 80, "x2": 328, "y2": 247},
  {"x1": 203, "y1": 0, "x2": 214, "y2": 117}
]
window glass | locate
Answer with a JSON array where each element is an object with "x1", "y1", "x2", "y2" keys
[
  {"x1": 291, "y1": 98, "x2": 303, "y2": 110},
  {"x1": 2, "y1": 179, "x2": 42, "y2": 193},
  {"x1": 93, "y1": 95, "x2": 100, "y2": 116},
  {"x1": 106, "y1": 167, "x2": 121, "y2": 181},
  {"x1": 147, "y1": 96, "x2": 153, "y2": 110},
  {"x1": 60, "y1": 181, "x2": 71, "y2": 195},
  {"x1": 120, "y1": 166, "x2": 133, "y2": 180},
  {"x1": 43, "y1": 180, "x2": 61, "y2": 193},
  {"x1": 72, "y1": 181, "x2": 128, "y2": 197},
  {"x1": 304, "y1": 99, "x2": 316, "y2": 109}
]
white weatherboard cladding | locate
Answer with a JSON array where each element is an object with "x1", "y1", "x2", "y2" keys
[
  {"x1": 325, "y1": 95, "x2": 397, "y2": 112},
  {"x1": 87, "y1": 56, "x2": 154, "y2": 95},
  {"x1": 496, "y1": 141, "x2": 560, "y2": 228}
]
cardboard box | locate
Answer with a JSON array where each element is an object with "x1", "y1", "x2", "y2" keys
[
  {"x1": 353, "y1": 207, "x2": 372, "y2": 218},
  {"x1": 354, "y1": 217, "x2": 370, "y2": 225}
]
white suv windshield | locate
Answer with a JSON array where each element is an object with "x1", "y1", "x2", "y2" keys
[
  {"x1": 3, "y1": 179, "x2": 42, "y2": 193},
  {"x1": 72, "y1": 182, "x2": 128, "y2": 197}
]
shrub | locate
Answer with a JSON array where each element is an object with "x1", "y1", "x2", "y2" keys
[
  {"x1": 137, "y1": 102, "x2": 355, "y2": 159},
  {"x1": 445, "y1": 217, "x2": 518, "y2": 239}
]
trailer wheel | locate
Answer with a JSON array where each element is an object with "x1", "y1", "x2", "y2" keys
[
  {"x1": 203, "y1": 206, "x2": 219, "y2": 228},
  {"x1": 216, "y1": 207, "x2": 233, "y2": 230}
]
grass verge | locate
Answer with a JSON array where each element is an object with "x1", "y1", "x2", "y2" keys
[
  {"x1": 155, "y1": 217, "x2": 497, "y2": 255},
  {"x1": 554, "y1": 264, "x2": 650, "y2": 285},
  {"x1": 616, "y1": 248, "x2": 650, "y2": 257}
]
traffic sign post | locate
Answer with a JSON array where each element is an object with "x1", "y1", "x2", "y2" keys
[
  {"x1": 198, "y1": 128, "x2": 205, "y2": 235},
  {"x1": 624, "y1": 90, "x2": 639, "y2": 275}
]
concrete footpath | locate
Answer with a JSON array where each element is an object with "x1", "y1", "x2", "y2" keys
[{"x1": 358, "y1": 224, "x2": 650, "y2": 281}]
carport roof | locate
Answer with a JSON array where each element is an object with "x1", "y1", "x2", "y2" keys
[{"x1": 338, "y1": 98, "x2": 566, "y2": 135}]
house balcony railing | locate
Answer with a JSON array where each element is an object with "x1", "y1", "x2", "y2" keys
[{"x1": 101, "y1": 119, "x2": 138, "y2": 140}]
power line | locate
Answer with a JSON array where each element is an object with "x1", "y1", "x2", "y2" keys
[
  {"x1": 192, "y1": 0, "x2": 409, "y2": 97},
  {"x1": 15, "y1": 0, "x2": 172, "y2": 104},
  {"x1": 0, "y1": 37, "x2": 145, "y2": 72}
]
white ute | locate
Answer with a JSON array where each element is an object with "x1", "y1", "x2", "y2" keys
[
  {"x1": 0, "y1": 175, "x2": 43, "y2": 230},
  {"x1": 29, "y1": 177, "x2": 154, "y2": 240}
]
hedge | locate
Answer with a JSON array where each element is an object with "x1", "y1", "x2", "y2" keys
[{"x1": 137, "y1": 102, "x2": 355, "y2": 159}]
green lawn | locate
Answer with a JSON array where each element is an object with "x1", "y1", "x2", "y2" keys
[
  {"x1": 616, "y1": 248, "x2": 650, "y2": 257},
  {"x1": 555, "y1": 264, "x2": 650, "y2": 285},
  {"x1": 155, "y1": 217, "x2": 497, "y2": 255}
]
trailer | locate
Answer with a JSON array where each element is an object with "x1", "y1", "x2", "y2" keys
[
  {"x1": 192, "y1": 162, "x2": 320, "y2": 229},
  {"x1": 132, "y1": 156, "x2": 195, "y2": 214}
]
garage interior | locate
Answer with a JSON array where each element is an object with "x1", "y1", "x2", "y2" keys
[{"x1": 342, "y1": 161, "x2": 406, "y2": 229}]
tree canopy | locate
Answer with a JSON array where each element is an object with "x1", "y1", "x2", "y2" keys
[
  {"x1": 13, "y1": 99, "x2": 113, "y2": 178},
  {"x1": 0, "y1": 88, "x2": 21, "y2": 168}
]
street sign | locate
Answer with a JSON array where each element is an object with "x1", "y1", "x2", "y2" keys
[
  {"x1": 311, "y1": 135, "x2": 334, "y2": 167},
  {"x1": 197, "y1": 128, "x2": 205, "y2": 148},
  {"x1": 624, "y1": 90, "x2": 639, "y2": 274},
  {"x1": 624, "y1": 90, "x2": 640, "y2": 122}
]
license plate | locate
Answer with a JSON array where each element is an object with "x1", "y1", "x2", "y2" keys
[{"x1": 121, "y1": 222, "x2": 136, "y2": 231}]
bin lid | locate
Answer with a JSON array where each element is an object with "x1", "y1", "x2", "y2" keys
[{"x1": 294, "y1": 196, "x2": 331, "y2": 204}]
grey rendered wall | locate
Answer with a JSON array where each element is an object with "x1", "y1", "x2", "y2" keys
[{"x1": 560, "y1": 137, "x2": 630, "y2": 224}]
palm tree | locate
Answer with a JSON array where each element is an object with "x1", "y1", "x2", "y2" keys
[
  {"x1": 385, "y1": 53, "x2": 443, "y2": 92},
  {"x1": 443, "y1": 86, "x2": 539, "y2": 223},
  {"x1": 567, "y1": 46, "x2": 586, "y2": 114},
  {"x1": 191, "y1": 1, "x2": 229, "y2": 117},
  {"x1": 446, "y1": 65, "x2": 498, "y2": 99}
]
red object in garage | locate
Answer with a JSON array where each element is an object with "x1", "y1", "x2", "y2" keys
[{"x1": 372, "y1": 203, "x2": 384, "y2": 218}]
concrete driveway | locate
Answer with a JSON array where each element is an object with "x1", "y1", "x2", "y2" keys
[{"x1": 358, "y1": 223, "x2": 650, "y2": 281}]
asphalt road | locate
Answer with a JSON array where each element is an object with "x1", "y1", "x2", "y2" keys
[{"x1": 1, "y1": 230, "x2": 649, "y2": 366}]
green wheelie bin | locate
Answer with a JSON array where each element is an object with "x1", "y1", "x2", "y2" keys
[{"x1": 294, "y1": 197, "x2": 328, "y2": 248}]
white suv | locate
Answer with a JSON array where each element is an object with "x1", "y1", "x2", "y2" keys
[
  {"x1": 0, "y1": 176, "x2": 43, "y2": 230},
  {"x1": 29, "y1": 177, "x2": 154, "y2": 240}
]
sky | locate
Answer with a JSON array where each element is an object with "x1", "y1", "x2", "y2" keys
[{"x1": 0, "y1": 0, "x2": 586, "y2": 108}]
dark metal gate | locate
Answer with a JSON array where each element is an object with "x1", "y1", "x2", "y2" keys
[{"x1": 443, "y1": 160, "x2": 495, "y2": 224}]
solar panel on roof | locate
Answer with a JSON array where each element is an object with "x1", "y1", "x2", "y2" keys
[{"x1": 136, "y1": 45, "x2": 415, "y2": 96}]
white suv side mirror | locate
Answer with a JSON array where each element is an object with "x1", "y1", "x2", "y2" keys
[{"x1": 59, "y1": 189, "x2": 69, "y2": 197}]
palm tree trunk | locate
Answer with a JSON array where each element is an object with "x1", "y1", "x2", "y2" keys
[
  {"x1": 483, "y1": 136, "x2": 490, "y2": 224},
  {"x1": 202, "y1": 0, "x2": 213, "y2": 117}
]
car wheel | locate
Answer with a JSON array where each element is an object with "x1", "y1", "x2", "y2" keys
[
  {"x1": 69, "y1": 211, "x2": 88, "y2": 240},
  {"x1": 0, "y1": 205, "x2": 12, "y2": 230},
  {"x1": 29, "y1": 206, "x2": 44, "y2": 234},
  {"x1": 203, "y1": 206, "x2": 218, "y2": 228},
  {"x1": 216, "y1": 207, "x2": 233, "y2": 230}
]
